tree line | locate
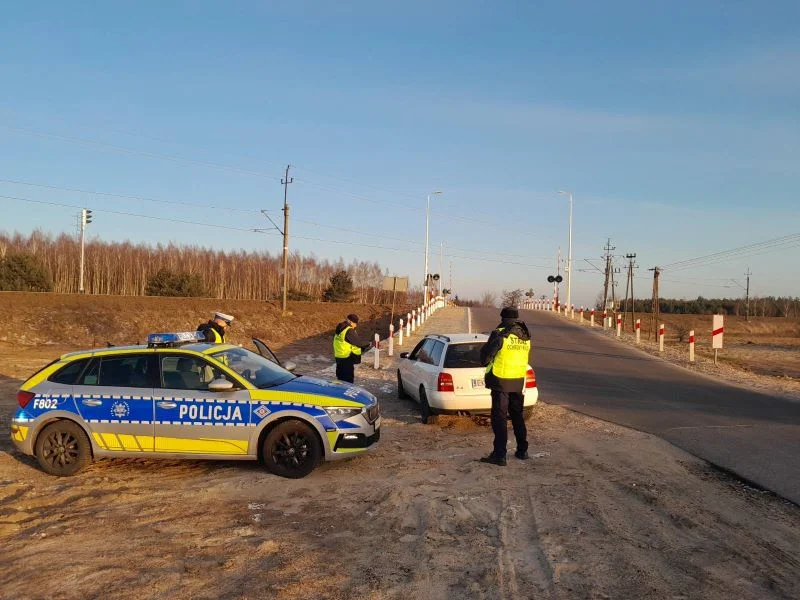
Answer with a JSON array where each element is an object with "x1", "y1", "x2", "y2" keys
[
  {"x1": 615, "y1": 296, "x2": 800, "y2": 318},
  {"x1": 0, "y1": 230, "x2": 419, "y2": 304}
]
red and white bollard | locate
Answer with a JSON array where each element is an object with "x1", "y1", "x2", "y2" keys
[
  {"x1": 616, "y1": 314, "x2": 622, "y2": 337},
  {"x1": 590, "y1": 310, "x2": 595, "y2": 327},
  {"x1": 571, "y1": 305, "x2": 575, "y2": 319},
  {"x1": 689, "y1": 330, "x2": 695, "y2": 362},
  {"x1": 580, "y1": 310, "x2": 584, "y2": 324},
  {"x1": 635, "y1": 319, "x2": 641, "y2": 343},
  {"x1": 388, "y1": 324, "x2": 394, "y2": 356},
  {"x1": 398, "y1": 320, "x2": 404, "y2": 347},
  {"x1": 406, "y1": 313, "x2": 412, "y2": 337},
  {"x1": 411, "y1": 309, "x2": 416, "y2": 332},
  {"x1": 603, "y1": 312, "x2": 608, "y2": 329},
  {"x1": 374, "y1": 333, "x2": 380, "y2": 369},
  {"x1": 659, "y1": 323, "x2": 665, "y2": 352}
]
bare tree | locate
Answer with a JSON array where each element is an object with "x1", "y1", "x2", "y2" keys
[{"x1": 480, "y1": 291, "x2": 497, "y2": 308}]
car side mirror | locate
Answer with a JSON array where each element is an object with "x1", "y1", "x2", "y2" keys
[
  {"x1": 283, "y1": 360, "x2": 297, "y2": 373},
  {"x1": 209, "y1": 378, "x2": 234, "y2": 392},
  {"x1": 400, "y1": 352, "x2": 409, "y2": 359}
]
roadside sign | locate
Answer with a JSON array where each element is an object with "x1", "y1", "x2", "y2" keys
[
  {"x1": 712, "y1": 315, "x2": 724, "y2": 349},
  {"x1": 383, "y1": 276, "x2": 409, "y2": 292}
]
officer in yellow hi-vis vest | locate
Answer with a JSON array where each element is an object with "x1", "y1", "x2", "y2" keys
[
  {"x1": 333, "y1": 314, "x2": 372, "y2": 383},
  {"x1": 479, "y1": 306, "x2": 532, "y2": 466},
  {"x1": 197, "y1": 312, "x2": 234, "y2": 344}
]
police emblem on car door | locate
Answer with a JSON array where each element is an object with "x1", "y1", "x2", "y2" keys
[
  {"x1": 153, "y1": 354, "x2": 253, "y2": 455},
  {"x1": 74, "y1": 353, "x2": 158, "y2": 452}
]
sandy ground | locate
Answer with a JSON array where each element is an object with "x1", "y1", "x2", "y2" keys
[{"x1": 1, "y1": 309, "x2": 800, "y2": 599}]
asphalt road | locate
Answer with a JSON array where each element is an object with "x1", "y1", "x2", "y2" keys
[{"x1": 471, "y1": 307, "x2": 800, "y2": 505}]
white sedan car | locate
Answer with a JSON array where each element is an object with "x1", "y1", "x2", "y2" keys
[{"x1": 397, "y1": 333, "x2": 538, "y2": 424}]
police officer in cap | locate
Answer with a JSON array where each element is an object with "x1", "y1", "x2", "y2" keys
[
  {"x1": 333, "y1": 314, "x2": 372, "y2": 383},
  {"x1": 197, "y1": 312, "x2": 234, "y2": 344},
  {"x1": 479, "y1": 306, "x2": 532, "y2": 466}
]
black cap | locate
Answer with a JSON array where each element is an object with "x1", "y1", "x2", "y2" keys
[
  {"x1": 500, "y1": 307, "x2": 519, "y2": 320},
  {"x1": 347, "y1": 313, "x2": 359, "y2": 324}
]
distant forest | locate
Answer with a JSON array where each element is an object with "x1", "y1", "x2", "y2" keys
[
  {"x1": 616, "y1": 296, "x2": 799, "y2": 318},
  {"x1": 0, "y1": 230, "x2": 416, "y2": 304}
]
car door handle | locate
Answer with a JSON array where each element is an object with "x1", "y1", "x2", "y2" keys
[
  {"x1": 157, "y1": 402, "x2": 178, "y2": 409},
  {"x1": 81, "y1": 399, "x2": 102, "y2": 407}
]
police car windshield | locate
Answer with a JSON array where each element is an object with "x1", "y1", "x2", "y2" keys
[{"x1": 210, "y1": 347, "x2": 295, "y2": 389}]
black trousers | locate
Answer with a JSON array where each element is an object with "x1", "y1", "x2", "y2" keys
[
  {"x1": 335, "y1": 358, "x2": 355, "y2": 383},
  {"x1": 490, "y1": 389, "x2": 528, "y2": 458}
]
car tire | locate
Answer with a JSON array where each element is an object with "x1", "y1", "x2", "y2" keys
[
  {"x1": 419, "y1": 387, "x2": 439, "y2": 425},
  {"x1": 523, "y1": 406, "x2": 535, "y2": 421},
  {"x1": 34, "y1": 420, "x2": 92, "y2": 477},
  {"x1": 262, "y1": 419, "x2": 322, "y2": 479},
  {"x1": 397, "y1": 371, "x2": 410, "y2": 399}
]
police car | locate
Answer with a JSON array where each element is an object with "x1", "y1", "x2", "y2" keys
[{"x1": 10, "y1": 332, "x2": 381, "y2": 479}]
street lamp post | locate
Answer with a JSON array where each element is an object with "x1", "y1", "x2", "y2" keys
[
  {"x1": 558, "y1": 191, "x2": 573, "y2": 311},
  {"x1": 424, "y1": 191, "x2": 442, "y2": 304}
]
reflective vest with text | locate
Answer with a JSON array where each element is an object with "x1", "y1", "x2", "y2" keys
[
  {"x1": 333, "y1": 326, "x2": 362, "y2": 359},
  {"x1": 487, "y1": 328, "x2": 530, "y2": 379}
]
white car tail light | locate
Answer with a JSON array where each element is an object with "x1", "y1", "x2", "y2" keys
[
  {"x1": 437, "y1": 372, "x2": 455, "y2": 392},
  {"x1": 525, "y1": 368, "x2": 536, "y2": 389}
]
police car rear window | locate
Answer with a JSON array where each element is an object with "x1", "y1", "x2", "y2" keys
[{"x1": 49, "y1": 358, "x2": 90, "y2": 385}]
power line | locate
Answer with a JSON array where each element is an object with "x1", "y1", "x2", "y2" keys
[
  {"x1": 0, "y1": 177, "x2": 261, "y2": 214},
  {"x1": 662, "y1": 233, "x2": 800, "y2": 272},
  {"x1": 2, "y1": 124, "x2": 284, "y2": 181},
  {"x1": 0, "y1": 194, "x2": 278, "y2": 234}
]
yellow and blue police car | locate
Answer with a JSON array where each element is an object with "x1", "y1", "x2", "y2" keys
[{"x1": 10, "y1": 332, "x2": 380, "y2": 478}]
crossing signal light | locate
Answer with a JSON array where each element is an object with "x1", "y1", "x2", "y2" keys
[
  {"x1": 547, "y1": 275, "x2": 563, "y2": 283},
  {"x1": 82, "y1": 208, "x2": 93, "y2": 225}
]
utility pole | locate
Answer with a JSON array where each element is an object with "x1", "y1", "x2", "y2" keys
[
  {"x1": 745, "y1": 268, "x2": 752, "y2": 322},
  {"x1": 554, "y1": 247, "x2": 561, "y2": 309},
  {"x1": 439, "y1": 242, "x2": 444, "y2": 296},
  {"x1": 649, "y1": 266, "x2": 661, "y2": 339},
  {"x1": 624, "y1": 253, "x2": 637, "y2": 330},
  {"x1": 280, "y1": 164, "x2": 293, "y2": 313},
  {"x1": 78, "y1": 208, "x2": 93, "y2": 294},
  {"x1": 601, "y1": 238, "x2": 615, "y2": 311}
]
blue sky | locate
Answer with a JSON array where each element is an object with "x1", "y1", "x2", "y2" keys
[{"x1": 1, "y1": 1, "x2": 799, "y2": 306}]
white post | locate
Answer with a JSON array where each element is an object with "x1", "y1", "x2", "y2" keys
[
  {"x1": 399, "y1": 320, "x2": 404, "y2": 346},
  {"x1": 616, "y1": 314, "x2": 622, "y2": 337},
  {"x1": 689, "y1": 330, "x2": 695, "y2": 362},
  {"x1": 388, "y1": 325, "x2": 394, "y2": 357},
  {"x1": 374, "y1": 333, "x2": 380, "y2": 369},
  {"x1": 580, "y1": 310, "x2": 584, "y2": 324},
  {"x1": 590, "y1": 311, "x2": 595, "y2": 327},
  {"x1": 411, "y1": 309, "x2": 416, "y2": 332},
  {"x1": 659, "y1": 324, "x2": 665, "y2": 352},
  {"x1": 406, "y1": 313, "x2": 412, "y2": 337},
  {"x1": 603, "y1": 313, "x2": 608, "y2": 329},
  {"x1": 635, "y1": 319, "x2": 641, "y2": 343}
]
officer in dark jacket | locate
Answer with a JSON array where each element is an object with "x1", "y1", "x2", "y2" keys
[
  {"x1": 479, "y1": 306, "x2": 532, "y2": 466},
  {"x1": 333, "y1": 314, "x2": 372, "y2": 383},
  {"x1": 197, "y1": 312, "x2": 234, "y2": 344}
]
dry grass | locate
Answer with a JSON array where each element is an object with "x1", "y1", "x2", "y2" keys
[{"x1": 2, "y1": 292, "x2": 409, "y2": 376}]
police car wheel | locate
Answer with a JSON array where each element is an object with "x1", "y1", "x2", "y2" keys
[
  {"x1": 397, "y1": 371, "x2": 410, "y2": 399},
  {"x1": 419, "y1": 388, "x2": 439, "y2": 425},
  {"x1": 262, "y1": 420, "x2": 321, "y2": 479},
  {"x1": 34, "y1": 420, "x2": 91, "y2": 476}
]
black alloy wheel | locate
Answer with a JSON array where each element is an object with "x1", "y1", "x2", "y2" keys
[
  {"x1": 397, "y1": 371, "x2": 410, "y2": 399},
  {"x1": 419, "y1": 387, "x2": 439, "y2": 425},
  {"x1": 262, "y1": 420, "x2": 322, "y2": 479},
  {"x1": 34, "y1": 420, "x2": 92, "y2": 476}
]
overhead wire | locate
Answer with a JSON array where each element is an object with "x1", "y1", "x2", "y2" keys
[{"x1": 0, "y1": 193, "x2": 550, "y2": 269}]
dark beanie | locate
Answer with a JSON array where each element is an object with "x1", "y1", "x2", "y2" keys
[
  {"x1": 347, "y1": 313, "x2": 359, "y2": 324},
  {"x1": 500, "y1": 306, "x2": 519, "y2": 320}
]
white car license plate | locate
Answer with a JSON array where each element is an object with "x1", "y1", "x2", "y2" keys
[{"x1": 471, "y1": 378, "x2": 485, "y2": 389}]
